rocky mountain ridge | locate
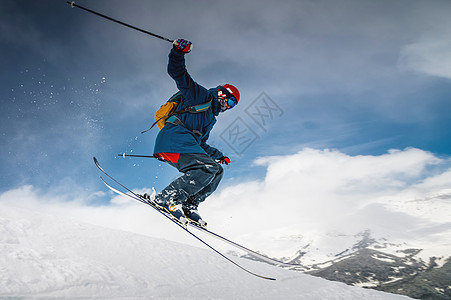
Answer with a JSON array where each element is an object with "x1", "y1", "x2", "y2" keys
[{"x1": 239, "y1": 229, "x2": 450, "y2": 299}]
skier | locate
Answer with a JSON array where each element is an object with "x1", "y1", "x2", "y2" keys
[{"x1": 146, "y1": 39, "x2": 240, "y2": 227}]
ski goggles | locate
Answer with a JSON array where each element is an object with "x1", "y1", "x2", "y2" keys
[
  {"x1": 219, "y1": 86, "x2": 238, "y2": 109},
  {"x1": 227, "y1": 97, "x2": 237, "y2": 108}
]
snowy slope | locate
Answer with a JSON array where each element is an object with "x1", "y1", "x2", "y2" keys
[{"x1": 0, "y1": 202, "x2": 411, "y2": 299}]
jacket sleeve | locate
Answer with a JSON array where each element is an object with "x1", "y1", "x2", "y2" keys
[
  {"x1": 200, "y1": 131, "x2": 224, "y2": 160},
  {"x1": 167, "y1": 48, "x2": 207, "y2": 106}
]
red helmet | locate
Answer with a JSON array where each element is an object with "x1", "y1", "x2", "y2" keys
[{"x1": 222, "y1": 84, "x2": 240, "y2": 103}]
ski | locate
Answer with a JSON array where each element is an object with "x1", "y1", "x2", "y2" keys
[
  {"x1": 93, "y1": 157, "x2": 276, "y2": 281},
  {"x1": 102, "y1": 176, "x2": 294, "y2": 267},
  {"x1": 189, "y1": 224, "x2": 296, "y2": 268}
]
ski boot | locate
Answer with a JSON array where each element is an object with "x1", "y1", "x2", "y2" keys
[
  {"x1": 157, "y1": 201, "x2": 188, "y2": 226},
  {"x1": 141, "y1": 192, "x2": 188, "y2": 225},
  {"x1": 183, "y1": 206, "x2": 207, "y2": 227}
]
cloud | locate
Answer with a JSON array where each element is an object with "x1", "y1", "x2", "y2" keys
[
  {"x1": 399, "y1": 36, "x2": 451, "y2": 80},
  {"x1": 202, "y1": 148, "x2": 451, "y2": 256},
  {"x1": 397, "y1": 4, "x2": 451, "y2": 80}
]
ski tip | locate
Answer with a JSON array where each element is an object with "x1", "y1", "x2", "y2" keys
[
  {"x1": 252, "y1": 273, "x2": 276, "y2": 281},
  {"x1": 267, "y1": 277, "x2": 277, "y2": 281}
]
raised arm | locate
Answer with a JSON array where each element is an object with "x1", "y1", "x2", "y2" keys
[{"x1": 167, "y1": 39, "x2": 208, "y2": 106}]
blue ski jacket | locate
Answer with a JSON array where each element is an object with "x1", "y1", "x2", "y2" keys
[{"x1": 153, "y1": 48, "x2": 224, "y2": 159}]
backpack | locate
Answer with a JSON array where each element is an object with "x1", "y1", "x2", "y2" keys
[
  {"x1": 141, "y1": 91, "x2": 212, "y2": 134},
  {"x1": 154, "y1": 91, "x2": 182, "y2": 130}
]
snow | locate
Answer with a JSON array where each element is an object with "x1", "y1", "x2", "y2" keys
[
  {"x1": 355, "y1": 281, "x2": 379, "y2": 288},
  {"x1": 0, "y1": 202, "x2": 410, "y2": 299},
  {"x1": 371, "y1": 255, "x2": 396, "y2": 263}
]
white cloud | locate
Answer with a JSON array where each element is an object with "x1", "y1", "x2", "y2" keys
[
  {"x1": 399, "y1": 36, "x2": 451, "y2": 79},
  {"x1": 203, "y1": 148, "x2": 451, "y2": 258},
  {"x1": 398, "y1": 8, "x2": 451, "y2": 80}
]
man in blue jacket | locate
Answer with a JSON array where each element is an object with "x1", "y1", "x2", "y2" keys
[{"x1": 149, "y1": 39, "x2": 240, "y2": 227}]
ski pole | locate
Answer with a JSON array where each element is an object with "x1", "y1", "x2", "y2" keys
[
  {"x1": 117, "y1": 153, "x2": 157, "y2": 159},
  {"x1": 66, "y1": 1, "x2": 174, "y2": 43}
]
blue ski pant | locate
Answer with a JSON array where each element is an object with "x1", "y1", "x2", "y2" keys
[{"x1": 155, "y1": 153, "x2": 224, "y2": 209}]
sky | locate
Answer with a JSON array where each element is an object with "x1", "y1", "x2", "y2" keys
[{"x1": 1, "y1": 0, "x2": 451, "y2": 256}]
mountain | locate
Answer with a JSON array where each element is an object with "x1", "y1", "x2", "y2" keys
[
  {"x1": 0, "y1": 201, "x2": 410, "y2": 299},
  {"x1": 377, "y1": 258, "x2": 451, "y2": 300},
  {"x1": 307, "y1": 247, "x2": 451, "y2": 300},
  {"x1": 227, "y1": 227, "x2": 450, "y2": 299},
  {"x1": 235, "y1": 228, "x2": 450, "y2": 299},
  {"x1": 308, "y1": 248, "x2": 428, "y2": 286}
]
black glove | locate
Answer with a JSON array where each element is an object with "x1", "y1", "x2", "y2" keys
[
  {"x1": 173, "y1": 39, "x2": 193, "y2": 53},
  {"x1": 218, "y1": 156, "x2": 231, "y2": 165}
]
